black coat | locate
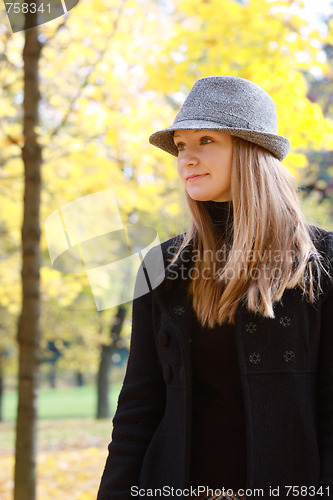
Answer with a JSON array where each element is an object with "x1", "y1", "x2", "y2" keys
[{"x1": 97, "y1": 226, "x2": 333, "y2": 500}]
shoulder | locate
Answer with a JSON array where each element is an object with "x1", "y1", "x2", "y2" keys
[
  {"x1": 307, "y1": 225, "x2": 333, "y2": 294},
  {"x1": 136, "y1": 233, "x2": 188, "y2": 291},
  {"x1": 143, "y1": 233, "x2": 187, "y2": 265},
  {"x1": 160, "y1": 232, "x2": 188, "y2": 259},
  {"x1": 308, "y1": 225, "x2": 333, "y2": 262}
]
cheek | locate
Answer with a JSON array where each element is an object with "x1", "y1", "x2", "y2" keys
[
  {"x1": 221, "y1": 150, "x2": 233, "y2": 175},
  {"x1": 177, "y1": 162, "x2": 184, "y2": 182}
]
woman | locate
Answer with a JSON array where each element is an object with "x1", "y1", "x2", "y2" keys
[{"x1": 97, "y1": 76, "x2": 333, "y2": 500}]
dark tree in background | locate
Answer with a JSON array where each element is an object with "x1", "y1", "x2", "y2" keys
[
  {"x1": 14, "y1": 17, "x2": 42, "y2": 500},
  {"x1": 96, "y1": 305, "x2": 127, "y2": 419},
  {"x1": 304, "y1": 30, "x2": 333, "y2": 215}
]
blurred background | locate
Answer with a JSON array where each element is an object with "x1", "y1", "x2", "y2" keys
[{"x1": 1, "y1": 0, "x2": 333, "y2": 498}]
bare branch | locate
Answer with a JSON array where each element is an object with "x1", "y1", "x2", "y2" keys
[
  {"x1": 3, "y1": 134, "x2": 23, "y2": 150},
  {"x1": 49, "y1": 0, "x2": 127, "y2": 138},
  {"x1": 41, "y1": 17, "x2": 69, "y2": 46}
]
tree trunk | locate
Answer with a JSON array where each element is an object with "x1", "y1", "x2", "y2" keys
[
  {"x1": 48, "y1": 362, "x2": 57, "y2": 388},
  {"x1": 0, "y1": 370, "x2": 3, "y2": 422},
  {"x1": 76, "y1": 371, "x2": 84, "y2": 387},
  {"x1": 96, "y1": 344, "x2": 113, "y2": 419},
  {"x1": 96, "y1": 305, "x2": 127, "y2": 419},
  {"x1": 14, "y1": 17, "x2": 42, "y2": 500}
]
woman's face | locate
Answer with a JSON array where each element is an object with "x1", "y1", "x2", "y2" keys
[{"x1": 173, "y1": 129, "x2": 233, "y2": 202}]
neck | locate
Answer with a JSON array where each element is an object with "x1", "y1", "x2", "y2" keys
[{"x1": 203, "y1": 200, "x2": 234, "y2": 235}]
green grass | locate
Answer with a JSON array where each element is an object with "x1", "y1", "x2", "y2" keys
[
  {"x1": 0, "y1": 418, "x2": 115, "y2": 454},
  {"x1": 2, "y1": 384, "x2": 122, "y2": 422}
]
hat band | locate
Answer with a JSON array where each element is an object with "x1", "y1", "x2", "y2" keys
[{"x1": 174, "y1": 113, "x2": 269, "y2": 132}]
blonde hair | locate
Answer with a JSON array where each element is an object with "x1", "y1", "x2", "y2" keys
[{"x1": 170, "y1": 136, "x2": 324, "y2": 327}]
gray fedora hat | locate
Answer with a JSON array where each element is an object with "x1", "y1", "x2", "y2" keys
[{"x1": 149, "y1": 76, "x2": 291, "y2": 161}]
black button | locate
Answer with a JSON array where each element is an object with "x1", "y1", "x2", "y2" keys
[
  {"x1": 163, "y1": 364, "x2": 172, "y2": 384},
  {"x1": 283, "y1": 350, "x2": 295, "y2": 362},
  {"x1": 280, "y1": 316, "x2": 291, "y2": 327},
  {"x1": 249, "y1": 352, "x2": 261, "y2": 364},
  {"x1": 245, "y1": 322, "x2": 257, "y2": 333},
  {"x1": 173, "y1": 305, "x2": 185, "y2": 315}
]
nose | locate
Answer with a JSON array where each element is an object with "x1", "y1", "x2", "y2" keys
[{"x1": 178, "y1": 148, "x2": 199, "y2": 167}]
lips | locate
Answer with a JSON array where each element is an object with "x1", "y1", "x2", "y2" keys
[{"x1": 186, "y1": 173, "x2": 209, "y2": 181}]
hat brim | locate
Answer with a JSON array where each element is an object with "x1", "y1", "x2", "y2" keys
[{"x1": 149, "y1": 120, "x2": 291, "y2": 161}]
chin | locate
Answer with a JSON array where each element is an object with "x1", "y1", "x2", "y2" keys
[
  {"x1": 187, "y1": 193, "x2": 212, "y2": 201},
  {"x1": 186, "y1": 187, "x2": 231, "y2": 202}
]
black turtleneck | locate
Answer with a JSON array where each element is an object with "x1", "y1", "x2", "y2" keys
[
  {"x1": 203, "y1": 200, "x2": 234, "y2": 231},
  {"x1": 189, "y1": 198, "x2": 247, "y2": 491}
]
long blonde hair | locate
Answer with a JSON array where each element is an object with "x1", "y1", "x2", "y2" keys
[{"x1": 170, "y1": 136, "x2": 324, "y2": 327}]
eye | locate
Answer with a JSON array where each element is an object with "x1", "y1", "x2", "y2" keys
[
  {"x1": 201, "y1": 137, "x2": 213, "y2": 144},
  {"x1": 175, "y1": 142, "x2": 185, "y2": 151}
]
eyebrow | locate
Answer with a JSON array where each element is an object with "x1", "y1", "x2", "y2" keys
[{"x1": 173, "y1": 130, "x2": 206, "y2": 138}]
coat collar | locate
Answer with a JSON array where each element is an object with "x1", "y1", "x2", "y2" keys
[{"x1": 163, "y1": 235, "x2": 194, "y2": 280}]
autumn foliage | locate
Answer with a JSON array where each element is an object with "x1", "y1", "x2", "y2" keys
[{"x1": 1, "y1": 0, "x2": 333, "y2": 498}]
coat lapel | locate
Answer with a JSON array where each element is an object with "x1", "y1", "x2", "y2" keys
[{"x1": 155, "y1": 239, "x2": 195, "y2": 361}]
